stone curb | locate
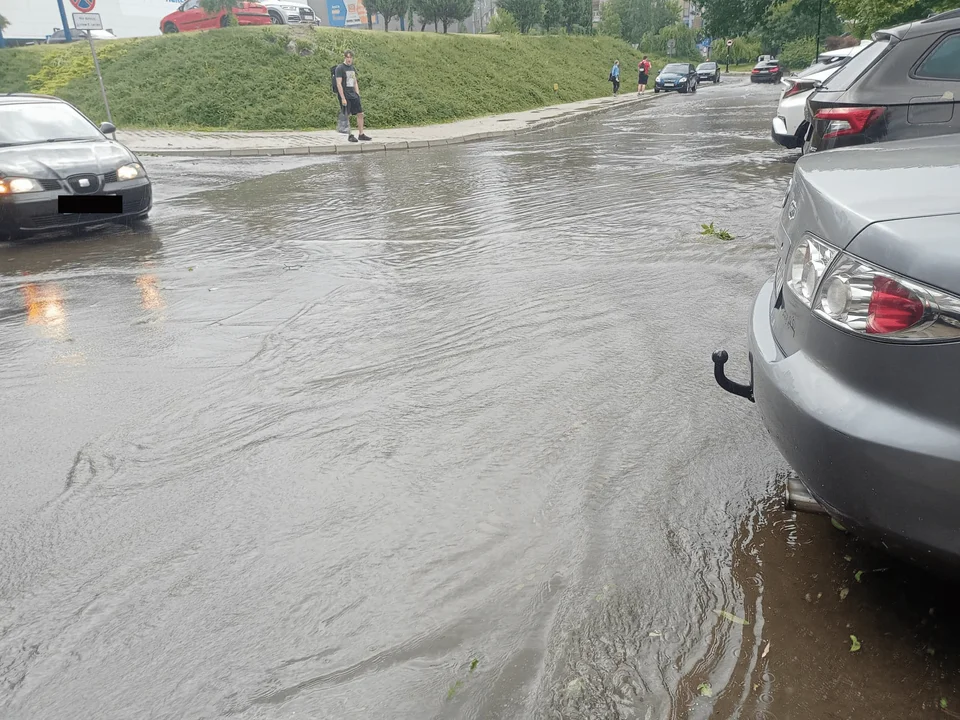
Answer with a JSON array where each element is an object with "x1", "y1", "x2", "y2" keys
[{"x1": 132, "y1": 92, "x2": 661, "y2": 158}]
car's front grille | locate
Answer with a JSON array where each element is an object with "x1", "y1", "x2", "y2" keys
[
  {"x1": 39, "y1": 179, "x2": 62, "y2": 191},
  {"x1": 103, "y1": 170, "x2": 118, "y2": 184}
]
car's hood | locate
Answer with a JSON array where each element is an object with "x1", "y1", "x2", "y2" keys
[
  {"x1": 0, "y1": 140, "x2": 135, "y2": 179},
  {"x1": 697, "y1": 68, "x2": 715, "y2": 73},
  {"x1": 793, "y1": 135, "x2": 960, "y2": 245},
  {"x1": 658, "y1": 72, "x2": 686, "y2": 80}
]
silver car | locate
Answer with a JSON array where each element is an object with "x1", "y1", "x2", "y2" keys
[{"x1": 714, "y1": 135, "x2": 960, "y2": 567}]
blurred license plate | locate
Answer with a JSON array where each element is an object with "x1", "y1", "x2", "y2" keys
[{"x1": 665, "y1": 82, "x2": 674, "y2": 87}]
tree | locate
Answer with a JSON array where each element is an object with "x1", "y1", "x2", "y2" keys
[
  {"x1": 413, "y1": 0, "x2": 442, "y2": 30},
  {"x1": 378, "y1": 0, "x2": 410, "y2": 29},
  {"x1": 364, "y1": 0, "x2": 379, "y2": 28},
  {"x1": 562, "y1": 0, "x2": 591, "y2": 31},
  {"x1": 498, "y1": 0, "x2": 543, "y2": 32},
  {"x1": 609, "y1": 0, "x2": 679, "y2": 45},
  {"x1": 833, "y1": 0, "x2": 951, "y2": 37},
  {"x1": 758, "y1": 0, "x2": 842, "y2": 55},
  {"x1": 697, "y1": 0, "x2": 769, "y2": 38},
  {"x1": 0, "y1": 13, "x2": 8, "y2": 31},
  {"x1": 543, "y1": 0, "x2": 564, "y2": 30},
  {"x1": 199, "y1": 0, "x2": 242, "y2": 24},
  {"x1": 436, "y1": 0, "x2": 474, "y2": 31},
  {"x1": 488, "y1": 8, "x2": 521, "y2": 31},
  {"x1": 596, "y1": 3, "x2": 622, "y2": 36}
]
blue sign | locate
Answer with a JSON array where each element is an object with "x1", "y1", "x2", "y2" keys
[
  {"x1": 697, "y1": 37, "x2": 712, "y2": 49},
  {"x1": 327, "y1": 0, "x2": 347, "y2": 26}
]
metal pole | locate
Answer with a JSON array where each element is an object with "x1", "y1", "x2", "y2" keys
[
  {"x1": 88, "y1": 35, "x2": 115, "y2": 137},
  {"x1": 57, "y1": 0, "x2": 73, "y2": 43},
  {"x1": 814, "y1": 0, "x2": 822, "y2": 62}
]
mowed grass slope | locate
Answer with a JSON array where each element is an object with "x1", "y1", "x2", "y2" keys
[{"x1": 0, "y1": 27, "x2": 667, "y2": 131}]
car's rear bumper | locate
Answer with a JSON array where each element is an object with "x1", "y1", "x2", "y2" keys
[
  {"x1": 0, "y1": 180, "x2": 152, "y2": 237},
  {"x1": 771, "y1": 116, "x2": 801, "y2": 149},
  {"x1": 748, "y1": 279, "x2": 960, "y2": 567}
]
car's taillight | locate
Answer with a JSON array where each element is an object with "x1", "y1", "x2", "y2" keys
[
  {"x1": 815, "y1": 106, "x2": 884, "y2": 140},
  {"x1": 752, "y1": 69, "x2": 760, "y2": 73},
  {"x1": 809, "y1": 253, "x2": 960, "y2": 341},
  {"x1": 782, "y1": 81, "x2": 816, "y2": 98},
  {"x1": 786, "y1": 234, "x2": 838, "y2": 307}
]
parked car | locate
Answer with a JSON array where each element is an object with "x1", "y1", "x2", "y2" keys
[
  {"x1": 696, "y1": 61, "x2": 721, "y2": 83},
  {"x1": 0, "y1": 95, "x2": 151, "y2": 240},
  {"x1": 654, "y1": 63, "x2": 699, "y2": 93},
  {"x1": 713, "y1": 134, "x2": 960, "y2": 568},
  {"x1": 46, "y1": 28, "x2": 120, "y2": 43},
  {"x1": 751, "y1": 59, "x2": 783, "y2": 83},
  {"x1": 160, "y1": 0, "x2": 271, "y2": 33},
  {"x1": 771, "y1": 44, "x2": 870, "y2": 150},
  {"x1": 261, "y1": 0, "x2": 320, "y2": 24},
  {"x1": 805, "y1": 9, "x2": 960, "y2": 153}
]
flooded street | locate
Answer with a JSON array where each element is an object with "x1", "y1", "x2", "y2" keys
[{"x1": 2, "y1": 82, "x2": 957, "y2": 719}]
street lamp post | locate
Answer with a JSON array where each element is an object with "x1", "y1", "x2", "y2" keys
[
  {"x1": 814, "y1": 0, "x2": 822, "y2": 62},
  {"x1": 56, "y1": 0, "x2": 73, "y2": 43}
]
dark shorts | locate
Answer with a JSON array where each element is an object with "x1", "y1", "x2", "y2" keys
[
  {"x1": 343, "y1": 96, "x2": 363, "y2": 116},
  {"x1": 638, "y1": 72, "x2": 649, "y2": 84}
]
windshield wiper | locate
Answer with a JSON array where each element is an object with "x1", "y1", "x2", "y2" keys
[{"x1": 44, "y1": 137, "x2": 98, "y2": 143}]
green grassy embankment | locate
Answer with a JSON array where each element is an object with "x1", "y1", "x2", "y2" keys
[{"x1": 0, "y1": 27, "x2": 669, "y2": 131}]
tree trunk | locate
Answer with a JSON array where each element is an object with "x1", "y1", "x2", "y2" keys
[
  {"x1": 442, "y1": 18, "x2": 448, "y2": 32},
  {"x1": 421, "y1": 21, "x2": 426, "y2": 30},
  {"x1": 384, "y1": 15, "x2": 389, "y2": 30},
  {"x1": 367, "y1": 15, "x2": 373, "y2": 29},
  {"x1": 399, "y1": 15, "x2": 405, "y2": 30},
  {"x1": 434, "y1": 20, "x2": 438, "y2": 31}
]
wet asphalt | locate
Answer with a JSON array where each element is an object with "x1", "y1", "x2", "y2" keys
[{"x1": 2, "y1": 80, "x2": 958, "y2": 720}]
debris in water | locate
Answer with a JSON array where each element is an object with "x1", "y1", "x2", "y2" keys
[
  {"x1": 762, "y1": 641, "x2": 771, "y2": 658},
  {"x1": 855, "y1": 570, "x2": 864, "y2": 583},
  {"x1": 713, "y1": 609, "x2": 749, "y2": 625},
  {"x1": 831, "y1": 518, "x2": 847, "y2": 531},
  {"x1": 648, "y1": 631, "x2": 662, "y2": 638},
  {"x1": 843, "y1": 555, "x2": 853, "y2": 562},
  {"x1": 839, "y1": 588, "x2": 849, "y2": 601},
  {"x1": 470, "y1": 658, "x2": 479, "y2": 672},
  {"x1": 698, "y1": 683, "x2": 713, "y2": 697},
  {"x1": 850, "y1": 635, "x2": 861, "y2": 653}
]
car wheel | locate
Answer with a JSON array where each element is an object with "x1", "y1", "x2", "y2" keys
[
  {"x1": 220, "y1": 14, "x2": 230, "y2": 27},
  {"x1": 714, "y1": 73, "x2": 719, "y2": 83},
  {"x1": 654, "y1": 87, "x2": 660, "y2": 93},
  {"x1": 691, "y1": 79, "x2": 697, "y2": 93},
  {"x1": 163, "y1": 21, "x2": 178, "y2": 33},
  {"x1": 269, "y1": 11, "x2": 284, "y2": 24}
]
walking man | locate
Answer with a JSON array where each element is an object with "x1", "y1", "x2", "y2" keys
[
  {"x1": 610, "y1": 60, "x2": 621, "y2": 96},
  {"x1": 637, "y1": 56, "x2": 652, "y2": 94},
  {"x1": 335, "y1": 50, "x2": 371, "y2": 142}
]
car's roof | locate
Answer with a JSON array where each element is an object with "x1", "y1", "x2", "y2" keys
[
  {"x1": 796, "y1": 135, "x2": 960, "y2": 231},
  {"x1": 0, "y1": 94, "x2": 65, "y2": 106}
]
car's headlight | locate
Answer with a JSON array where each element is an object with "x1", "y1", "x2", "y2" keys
[
  {"x1": 117, "y1": 163, "x2": 144, "y2": 181},
  {"x1": 0, "y1": 177, "x2": 43, "y2": 194}
]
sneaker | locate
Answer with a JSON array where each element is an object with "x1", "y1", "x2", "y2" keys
[
  {"x1": 358, "y1": 134, "x2": 372, "y2": 141},
  {"x1": 348, "y1": 135, "x2": 358, "y2": 143}
]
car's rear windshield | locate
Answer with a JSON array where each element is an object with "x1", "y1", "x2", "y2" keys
[
  {"x1": 797, "y1": 58, "x2": 850, "y2": 78},
  {"x1": 758, "y1": 61, "x2": 779, "y2": 67},
  {"x1": 697, "y1": 63, "x2": 716, "y2": 70},
  {"x1": 819, "y1": 39, "x2": 888, "y2": 90},
  {"x1": 0, "y1": 102, "x2": 100, "y2": 146},
  {"x1": 663, "y1": 64, "x2": 688, "y2": 72}
]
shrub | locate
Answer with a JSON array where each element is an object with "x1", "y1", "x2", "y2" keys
[
  {"x1": 779, "y1": 36, "x2": 816, "y2": 70},
  {"x1": 487, "y1": 8, "x2": 520, "y2": 32}
]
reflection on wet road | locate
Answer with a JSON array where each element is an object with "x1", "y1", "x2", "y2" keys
[{"x1": 2, "y1": 81, "x2": 954, "y2": 720}]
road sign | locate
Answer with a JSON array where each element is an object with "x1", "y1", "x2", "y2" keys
[
  {"x1": 73, "y1": 12, "x2": 103, "y2": 30},
  {"x1": 70, "y1": 0, "x2": 96, "y2": 13},
  {"x1": 727, "y1": 39, "x2": 733, "y2": 47},
  {"x1": 667, "y1": 39, "x2": 676, "y2": 49}
]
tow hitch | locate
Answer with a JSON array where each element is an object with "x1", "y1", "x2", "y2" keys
[{"x1": 711, "y1": 350, "x2": 754, "y2": 402}]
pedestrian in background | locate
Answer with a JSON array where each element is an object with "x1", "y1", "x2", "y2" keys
[
  {"x1": 637, "y1": 56, "x2": 652, "y2": 94},
  {"x1": 335, "y1": 50, "x2": 372, "y2": 143},
  {"x1": 610, "y1": 60, "x2": 621, "y2": 96},
  {"x1": 331, "y1": 64, "x2": 349, "y2": 134}
]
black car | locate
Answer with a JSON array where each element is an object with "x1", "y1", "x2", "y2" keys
[
  {"x1": 696, "y1": 61, "x2": 721, "y2": 83},
  {"x1": 806, "y1": 8, "x2": 960, "y2": 153},
  {"x1": 654, "y1": 63, "x2": 699, "y2": 93},
  {"x1": 751, "y1": 60, "x2": 783, "y2": 82},
  {"x1": 0, "y1": 95, "x2": 151, "y2": 240}
]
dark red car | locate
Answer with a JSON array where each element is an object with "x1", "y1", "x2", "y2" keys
[
  {"x1": 751, "y1": 60, "x2": 783, "y2": 83},
  {"x1": 161, "y1": 0, "x2": 272, "y2": 33}
]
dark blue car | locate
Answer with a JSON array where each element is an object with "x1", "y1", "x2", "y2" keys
[{"x1": 654, "y1": 63, "x2": 699, "y2": 94}]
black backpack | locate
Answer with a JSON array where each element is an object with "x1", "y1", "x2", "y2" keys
[{"x1": 331, "y1": 65, "x2": 338, "y2": 95}]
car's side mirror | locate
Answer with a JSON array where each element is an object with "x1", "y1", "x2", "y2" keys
[{"x1": 100, "y1": 122, "x2": 116, "y2": 135}]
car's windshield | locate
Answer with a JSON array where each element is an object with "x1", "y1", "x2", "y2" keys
[
  {"x1": 663, "y1": 64, "x2": 688, "y2": 73},
  {"x1": 697, "y1": 63, "x2": 716, "y2": 70},
  {"x1": 0, "y1": 102, "x2": 101, "y2": 146},
  {"x1": 820, "y1": 39, "x2": 885, "y2": 90}
]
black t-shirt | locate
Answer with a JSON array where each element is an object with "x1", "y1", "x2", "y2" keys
[{"x1": 335, "y1": 63, "x2": 359, "y2": 100}]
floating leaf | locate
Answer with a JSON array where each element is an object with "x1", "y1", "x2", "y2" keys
[
  {"x1": 927, "y1": 647, "x2": 936, "y2": 656},
  {"x1": 941, "y1": 698, "x2": 949, "y2": 709},
  {"x1": 470, "y1": 658, "x2": 479, "y2": 672},
  {"x1": 844, "y1": 555, "x2": 853, "y2": 562},
  {"x1": 447, "y1": 680, "x2": 463, "y2": 700},
  {"x1": 713, "y1": 609, "x2": 749, "y2": 625},
  {"x1": 839, "y1": 588, "x2": 849, "y2": 601},
  {"x1": 855, "y1": 571, "x2": 864, "y2": 583},
  {"x1": 648, "y1": 631, "x2": 662, "y2": 638},
  {"x1": 698, "y1": 683, "x2": 713, "y2": 697},
  {"x1": 831, "y1": 518, "x2": 847, "y2": 532},
  {"x1": 187, "y1": 266, "x2": 195, "y2": 271},
  {"x1": 762, "y1": 641, "x2": 771, "y2": 658},
  {"x1": 850, "y1": 635, "x2": 861, "y2": 653}
]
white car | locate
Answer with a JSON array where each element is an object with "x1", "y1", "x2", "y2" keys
[
  {"x1": 770, "y1": 42, "x2": 872, "y2": 151},
  {"x1": 261, "y1": 1, "x2": 320, "y2": 24}
]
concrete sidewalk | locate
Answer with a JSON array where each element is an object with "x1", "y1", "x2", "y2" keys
[{"x1": 119, "y1": 92, "x2": 657, "y2": 157}]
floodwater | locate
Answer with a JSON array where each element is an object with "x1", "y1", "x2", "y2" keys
[{"x1": 2, "y1": 81, "x2": 957, "y2": 720}]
